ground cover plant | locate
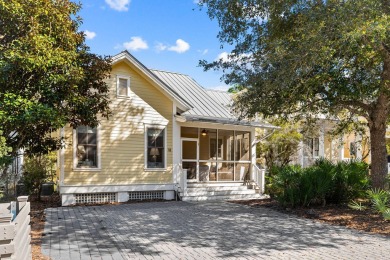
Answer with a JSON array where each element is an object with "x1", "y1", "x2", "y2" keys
[{"x1": 267, "y1": 159, "x2": 370, "y2": 207}]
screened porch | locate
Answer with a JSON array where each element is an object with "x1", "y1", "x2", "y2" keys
[{"x1": 181, "y1": 127, "x2": 252, "y2": 182}]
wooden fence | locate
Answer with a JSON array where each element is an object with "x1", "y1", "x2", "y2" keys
[{"x1": 0, "y1": 196, "x2": 32, "y2": 260}]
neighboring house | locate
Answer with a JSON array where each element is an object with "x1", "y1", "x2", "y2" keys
[
  {"x1": 290, "y1": 119, "x2": 371, "y2": 168},
  {"x1": 57, "y1": 51, "x2": 274, "y2": 206}
]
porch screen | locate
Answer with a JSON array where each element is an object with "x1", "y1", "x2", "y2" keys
[{"x1": 147, "y1": 128, "x2": 165, "y2": 168}]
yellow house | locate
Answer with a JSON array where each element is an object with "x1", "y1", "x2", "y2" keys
[{"x1": 58, "y1": 51, "x2": 274, "y2": 205}]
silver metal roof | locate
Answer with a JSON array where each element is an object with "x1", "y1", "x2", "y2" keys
[
  {"x1": 151, "y1": 70, "x2": 233, "y2": 118},
  {"x1": 205, "y1": 89, "x2": 233, "y2": 108},
  {"x1": 151, "y1": 69, "x2": 276, "y2": 129}
]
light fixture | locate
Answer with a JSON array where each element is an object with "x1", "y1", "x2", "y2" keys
[
  {"x1": 150, "y1": 147, "x2": 160, "y2": 159},
  {"x1": 201, "y1": 129, "x2": 207, "y2": 136}
]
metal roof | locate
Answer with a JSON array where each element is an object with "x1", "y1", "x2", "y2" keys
[
  {"x1": 151, "y1": 69, "x2": 277, "y2": 129},
  {"x1": 151, "y1": 70, "x2": 233, "y2": 118},
  {"x1": 205, "y1": 89, "x2": 233, "y2": 108}
]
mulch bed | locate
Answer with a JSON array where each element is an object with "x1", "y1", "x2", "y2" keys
[{"x1": 231, "y1": 199, "x2": 390, "y2": 236}]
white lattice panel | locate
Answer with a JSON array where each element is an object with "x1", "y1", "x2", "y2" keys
[
  {"x1": 75, "y1": 193, "x2": 116, "y2": 204},
  {"x1": 128, "y1": 191, "x2": 164, "y2": 200}
]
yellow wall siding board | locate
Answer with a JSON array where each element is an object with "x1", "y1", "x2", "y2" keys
[{"x1": 62, "y1": 61, "x2": 174, "y2": 186}]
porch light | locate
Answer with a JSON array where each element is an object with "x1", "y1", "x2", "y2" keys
[{"x1": 201, "y1": 129, "x2": 207, "y2": 136}]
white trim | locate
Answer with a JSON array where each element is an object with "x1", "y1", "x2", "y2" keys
[
  {"x1": 73, "y1": 125, "x2": 101, "y2": 171},
  {"x1": 116, "y1": 74, "x2": 131, "y2": 98},
  {"x1": 144, "y1": 124, "x2": 167, "y2": 170},
  {"x1": 179, "y1": 121, "x2": 253, "y2": 131},
  {"x1": 59, "y1": 128, "x2": 65, "y2": 185},
  {"x1": 181, "y1": 138, "x2": 199, "y2": 182},
  {"x1": 60, "y1": 183, "x2": 175, "y2": 194},
  {"x1": 172, "y1": 104, "x2": 181, "y2": 187},
  {"x1": 111, "y1": 51, "x2": 191, "y2": 111},
  {"x1": 250, "y1": 128, "x2": 256, "y2": 175}
]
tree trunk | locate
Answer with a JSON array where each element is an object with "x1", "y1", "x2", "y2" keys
[{"x1": 369, "y1": 125, "x2": 388, "y2": 189}]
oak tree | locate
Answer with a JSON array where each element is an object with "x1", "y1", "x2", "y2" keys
[{"x1": 200, "y1": 0, "x2": 390, "y2": 188}]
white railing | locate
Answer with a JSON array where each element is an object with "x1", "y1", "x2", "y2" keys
[
  {"x1": 179, "y1": 169, "x2": 188, "y2": 197},
  {"x1": 251, "y1": 165, "x2": 265, "y2": 194},
  {"x1": 0, "y1": 196, "x2": 31, "y2": 260}
]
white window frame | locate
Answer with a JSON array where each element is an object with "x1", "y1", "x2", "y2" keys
[
  {"x1": 144, "y1": 125, "x2": 167, "y2": 171},
  {"x1": 73, "y1": 125, "x2": 101, "y2": 171},
  {"x1": 116, "y1": 75, "x2": 131, "y2": 98}
]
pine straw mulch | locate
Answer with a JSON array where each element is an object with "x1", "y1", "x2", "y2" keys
[{"x1": 231, "y1": 199, "x2": 390, "y2": 236}]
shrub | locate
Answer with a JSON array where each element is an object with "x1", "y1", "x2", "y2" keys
[
  {"x1": 269, "y1": 159, "x2": 369, "y2": 207},
  {"x1": 349, "y1": 189, "x2": 390, "y2": 221},
  {"x1": 22, "y1": 153, "x2": 56, "y2": 200}
]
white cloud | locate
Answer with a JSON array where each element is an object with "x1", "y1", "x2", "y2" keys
[
  {"x1": 167, "y1": 39, "x2": 190, "y2": 53},
  {"x1": 209, "y1": 85, "x2": 231, "y2": 91},
  {"x1": 122, "y1": 36, "x2": 148, "y2": 51},
  {"x1": 198, "y1": 49, "x2": 208, "y2": 55},
  {"x1": 105, "y1": 0, "x2": 130, "y2": 11},
  {"x1": 216, "y1": 52, "x2": 253, "y2": 63},
  {"x1": 84, "y1": 30, "x2": 96, "y2": 40},
  {"x1": 155, "y1": 42, "x2": 167, "y2": 52}
]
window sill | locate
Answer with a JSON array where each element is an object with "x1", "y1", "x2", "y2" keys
[
  {"x1": 73, "y1": 168, "x2": 102, "y2": 172},
  {"x1": 144, "y1": 168, "x2": 167, "y2": 172},
  {"x1": 116, "y1": 95, "x2": 131, "y2": 99}
]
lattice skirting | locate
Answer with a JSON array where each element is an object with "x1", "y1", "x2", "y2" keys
[
  {"x1": 128, "y1": 191, "x2": 164, "y2": 200},
  {"x1": 75, "y1": 193, "x2": 117, "y2": 204}
]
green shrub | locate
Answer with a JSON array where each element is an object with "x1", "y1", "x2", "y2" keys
[
  {"x1": 349, "y1": 189, "x2": 390, "y2": 221},
  {"x1": 22, "y1": 153, "x2": 56, "y2": 200},
  {"x1": 268, "y1": 159, "x2": 369, "y2": 207}
]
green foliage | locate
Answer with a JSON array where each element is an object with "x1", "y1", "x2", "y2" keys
[
  {"x1": 350, "y1": 189, "x2": 390, "y2": 221},
  {"x1": 269, "y1": 159, "x2": 369, "y2": 207},
  {"x1": 22, "y1": 152, "x2": 56, "y2": 199},
  {"x1": 0, "y1": 0, "x2": 111, "y2": 156},
  {"x1": 199, "y1": 0, "x2": 390, "y2": 188},
  {"x1": 258, "y1": 119, "x2": 302, "y2": 169}
]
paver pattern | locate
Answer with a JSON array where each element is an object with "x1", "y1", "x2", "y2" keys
[{"x1": 42, "y1": 201, "x2": 390, "y2": 259}]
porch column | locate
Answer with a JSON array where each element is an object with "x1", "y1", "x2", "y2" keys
[
  {"x1": 172, "y1": 105, "x2": 181, "y2": 187},
  {"x1": 319, "y1": 125, "x2": 325, "y2": 158},
  {"x1": 251, "y1": 128, "x2": 256, "y2": 175}
]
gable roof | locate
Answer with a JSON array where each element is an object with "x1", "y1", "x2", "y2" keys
[
  {"x1": 151, "y1": 69, "x2": 276, "y2": 129},
  {"x1": 151, "y1": 70, "x2": 233, "y2": 118},
  {"x1": 205, "y1": 89, "x2": 233, "y2": 108},
  {"x1": 111, "y1": 51, "x2": 192, "y2": 111}
]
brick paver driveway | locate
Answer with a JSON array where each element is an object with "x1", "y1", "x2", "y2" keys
[{"x1": 42, "y1": 201, "x2": 390, "y2": 259}]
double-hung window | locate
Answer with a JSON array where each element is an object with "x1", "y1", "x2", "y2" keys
[
  {"x1": 75, "y1": 126, "x2": 99, "y2": 169},
  {"x1": 117, "y1": 75, "x2": 131, "y2": 97},
  {"x1": 305, "y1": 137, "x2": 320, "y2": 158},
  {"x1": 146, "y1": 127, "x2": 165, "y2": 169}
]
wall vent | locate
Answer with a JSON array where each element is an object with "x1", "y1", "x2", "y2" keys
[
  {"x1": 128, "y1": 191, "x2": 164, "y2": 200},
  {"x1": 75, "y1": 193, "x2": 116, "y2": 204}
]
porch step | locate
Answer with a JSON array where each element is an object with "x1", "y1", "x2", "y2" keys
[
  {"x1": 181, "y1": 193, "x2": 267, "y2": 202},
  {"x1": 184, "y1": 189, "x2": 257, "y2": 196},
  {"x1": 186, "y1": 186, "x2": 249, "y2": 192},
  {"x1": 187, "y1": 182, "x2": 248, "y2": 188}
]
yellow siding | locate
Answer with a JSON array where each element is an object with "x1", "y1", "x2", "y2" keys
[{"x1": 62, "y1": 62, "x2": 174, "y2": 185}]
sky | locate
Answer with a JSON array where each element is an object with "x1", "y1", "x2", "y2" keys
[{"x1": 78, "y1": 0, "x2": 232, "y2": 90}]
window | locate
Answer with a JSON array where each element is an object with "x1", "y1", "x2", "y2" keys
[
  {"x1": 305, "y1": 137, "x2": 320, "y2": 157},
  {"x1": 146, "y1": 127, "x2": 165, "y2": 169},
  {"x1": 210, "y1": 138, "x2": 222, "y2": 158},
  {"x1": 75, "y1": 126, "x2": 99, "y2": 168},
  {"x1": 117, "y1": 75, "x2": 130, "y2": 97}
]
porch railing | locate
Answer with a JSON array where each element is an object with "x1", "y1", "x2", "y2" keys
[
  {"x1": 179, "y1": 168, "x2": 188, "y2": 197},
  {"x1": 251, "y1": 164, "x2": 265, "y2": 194}
]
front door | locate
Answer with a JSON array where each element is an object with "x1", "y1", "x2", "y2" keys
[{"x1": 181, "y1": 138, "x2": 198, "y2": 182}]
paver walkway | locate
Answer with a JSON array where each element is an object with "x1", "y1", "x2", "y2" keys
[{"x1": 42, "y1": 201, "x2": 390, "y2": 259}]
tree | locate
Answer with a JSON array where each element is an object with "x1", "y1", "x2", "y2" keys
[
  {"x1": 199, "y1": 0, "x2": 390, "y2": 188},
  {"x1": 0, "y1": 0, "x2": 111, "y2": 157},
  {"x1": 257, "y1": 120, "x2": 302, "y2": 169}
]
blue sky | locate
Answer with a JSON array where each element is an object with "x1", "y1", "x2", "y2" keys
[{"x1": 78, "y1": 0, "x2": 232, "y2": 90}]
